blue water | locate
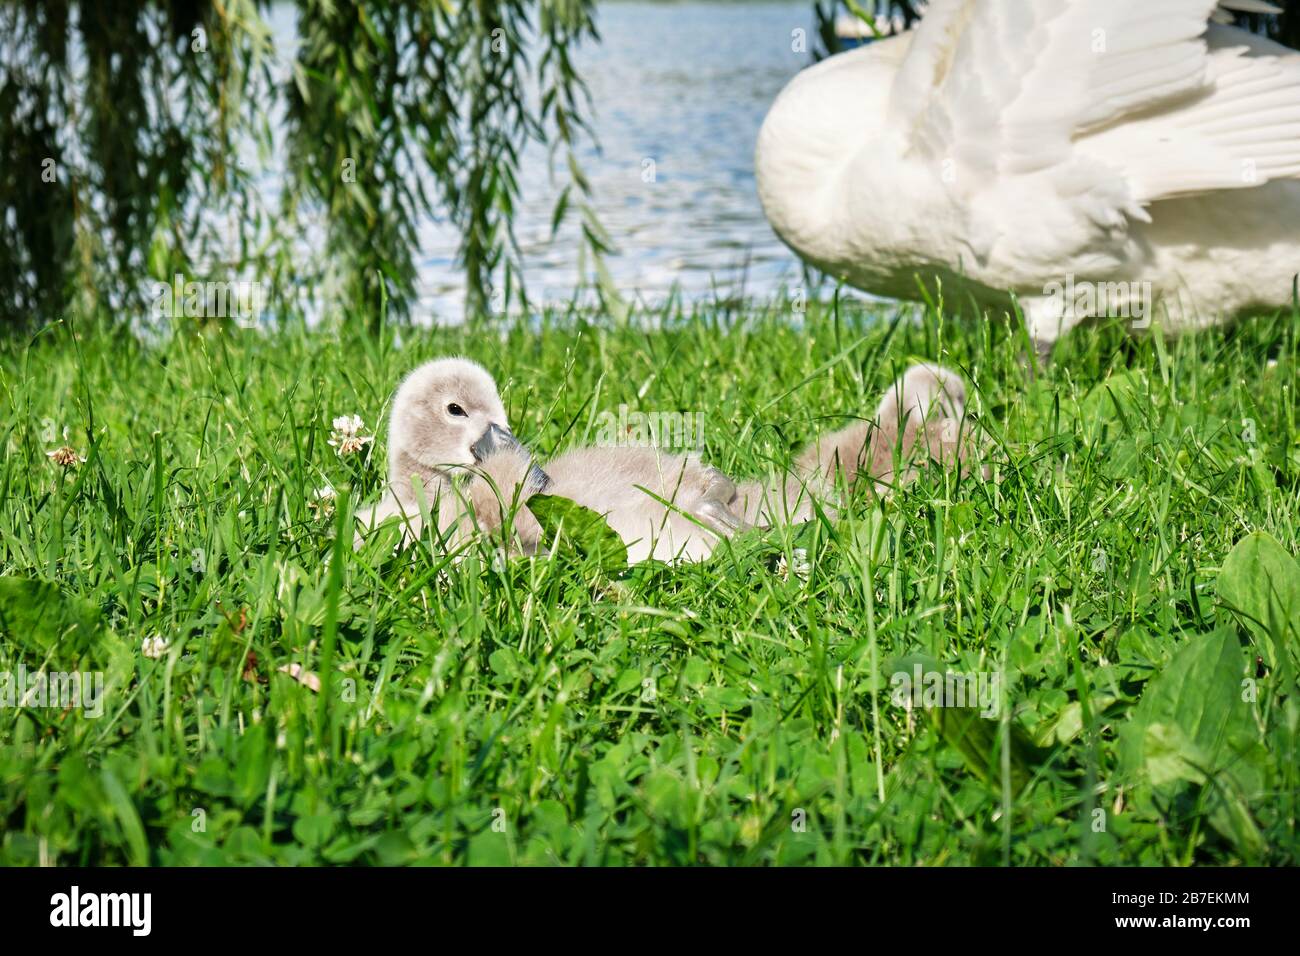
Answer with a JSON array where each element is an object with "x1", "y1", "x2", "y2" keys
[{"x1": 260, "y1": 1, "x2": 818, "y2": 319}]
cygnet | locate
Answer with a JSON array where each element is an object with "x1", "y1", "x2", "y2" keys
[{"x1": 358, "y1": 358, "x2": 976, "y2": 563}]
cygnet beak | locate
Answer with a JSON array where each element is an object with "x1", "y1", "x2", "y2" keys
[
  {"x1": 470, "y1": 422, "x2": 552, "y2": 492},
  {"x1": 471, "y1": 422, "x2": 516, "y2": 463}
]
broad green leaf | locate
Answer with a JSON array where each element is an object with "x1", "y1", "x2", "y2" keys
[
  {"x1": 1120, "y1": 628, "x2": 1256, "y2": 777},
  {"x1": 528, "y1": 493, "x2": 627, "y2": 573},
  {"x1": 292, "y1": 814, "x2": 337, "y2": 848},
  {"x1": 465, "y1": 832, "x2": 509, "y2": 868},
  {"x1": 1078, "y1": 369, "x2": 1150, "y2": 429},
  {"x1": 1140, "y1": 721, "x2": 1211, "y2": 787},
  {"x1": 932, "y1": 706, "x2": 1047, "y2": 797},
  {"x1": 1032, "y1": 695, "x2": 1119, "y2": 747},
  {"x1": 1119, "y1": 627, "x2": 1266, "y2": 856},
  {"x1": 1217, "y1": 531, "x2": 1300, "y2": 669},
  {"x1": 614, "y1": 668, "x2": 643, "y2": 695},
  {"x1": 0, "y1": 576, "x2": 106, "y2": 667},
  {"x1": 1137, "y1": 722, "x2": 1267, "y2": 857},
  {"x1": 892, "y1": 653, "x2": 1047, "y2": 794},
  {"x1": 681, "y1": 656, "x2": 710, "y2": 689},
  {"x1": 1202, "y1": 772, "x2": 1267, "y2": 858},
  {"x1": 1112, "y1": 624, "x2": 1171, "y2": 685},
  {"x1": 488, "y1": 646, "x2": 524, "y2": 682}
]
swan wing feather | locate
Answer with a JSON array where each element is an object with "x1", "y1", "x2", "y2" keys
[
  {"x1": 889, "y1": 0, "x2": 1221, "y2": 177},
  {"x1": 886, "y1": 0, "x2": 1298, "y2": 269},
  {"x1": 1079, "y1": 26, "x2": 1300, "y2": 201}
]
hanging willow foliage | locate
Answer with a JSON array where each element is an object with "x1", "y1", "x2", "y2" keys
[{"x1": 0, "y1": 0, "x2": 599, "y2": 327}]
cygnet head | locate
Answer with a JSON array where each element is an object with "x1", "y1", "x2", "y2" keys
[
  {"x1": 387, "y1": 357, "x2": 511, "y2": 489},
  {"x1": 879, "y1": 362, "x2": 967, "y2": 426}
]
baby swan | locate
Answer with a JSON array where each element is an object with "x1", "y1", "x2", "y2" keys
[
  {"x1": 359, "y1": 358, "x2": 976, "y2": 563},
  {"x1": 357, "y1": 357, "x2": 548, "y2": 549}
]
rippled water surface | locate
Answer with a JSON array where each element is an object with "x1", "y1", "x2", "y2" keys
[{"x1": 270, "y1": 1, "x2": 818, "y2": 318}]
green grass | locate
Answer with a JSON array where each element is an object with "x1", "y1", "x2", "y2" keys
[{"x1": 1, "y1": 299, "x2": 1298, "y2": 866}]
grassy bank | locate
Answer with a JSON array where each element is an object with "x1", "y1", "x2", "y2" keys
[{"x1": 1, "y1": 300, "x2": 1298, "y2": 865}]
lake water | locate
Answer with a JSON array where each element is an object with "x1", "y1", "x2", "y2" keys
[
  {"x1": 267, "y1": 1, "x2": 818, "y2": 319},
  {"x1": 440, "y1": 0, "x2": 817, "y2": 317}
]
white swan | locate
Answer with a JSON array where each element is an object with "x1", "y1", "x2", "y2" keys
[
  {"x1": 756, "y1": 0, "x2": 1300, "y2": 356},
  {"x1": 358, "y1": 358, "x2": 976, "y2": 563}
]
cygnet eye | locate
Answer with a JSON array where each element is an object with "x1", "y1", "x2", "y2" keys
[{"x1": 447, "y1": 403, "x2": 467, "y2": 417}]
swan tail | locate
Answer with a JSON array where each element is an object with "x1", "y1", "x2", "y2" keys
[{"x1": 854, "y1": 361, "x2": 975, "y2": 493}]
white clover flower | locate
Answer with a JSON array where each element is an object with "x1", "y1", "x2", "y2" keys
[
  {"x1": 46, "y1": 446, "x2": 85, "y2": 467},
  {"x1": 776, "y1": 547, "x2": 811, "y2": 581},
  {"x1": 46, "y1": 425, "x2": 85, "y2": 467},
  {"x1": 328, "y1": 414, "x2": 374, "y2": 456},
  {"x1": 141, "y1": 636, "x2": 169, "y2": 659},
  {"x1": 309, "y1": 484, "x2": 337, "y2": 518}
]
